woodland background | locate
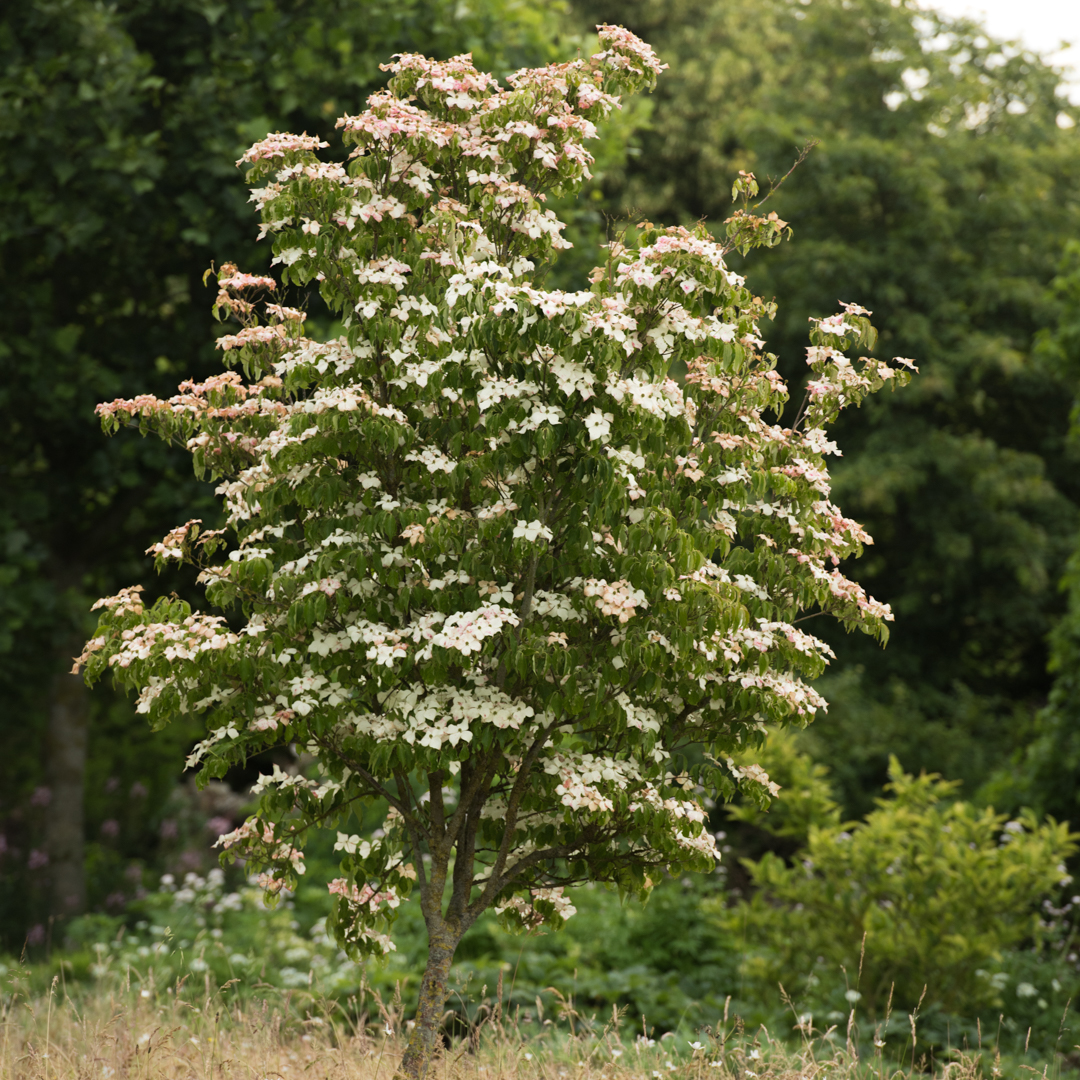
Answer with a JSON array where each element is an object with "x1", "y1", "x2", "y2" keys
[{"x1": 4, "y1": 0, "x2": 1080, "y2": 1061}]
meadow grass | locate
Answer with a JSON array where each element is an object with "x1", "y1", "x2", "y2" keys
[{"x1": 0, "y1": 963, "x2": 1049, "y2": 1080}]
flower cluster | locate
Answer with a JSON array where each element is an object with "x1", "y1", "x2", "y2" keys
[
  {"x1": 583, "y1": 578, "x2": 649, "y2": 622},
  {"x1": 495, "y1": 886, "x2": 577, "y2": 929}
]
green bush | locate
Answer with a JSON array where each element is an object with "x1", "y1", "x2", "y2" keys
[{"x1": 721, "y1": 741, "x2": 1078, "y2": 1027}]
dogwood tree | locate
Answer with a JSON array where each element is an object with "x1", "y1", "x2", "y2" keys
[{"x1": 76, "y1": 25, "x2": 913, "y2": 1078}]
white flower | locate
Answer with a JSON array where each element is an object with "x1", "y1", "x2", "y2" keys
[
  {"x1": 512, "y1": 519, "x2": 553, "y2": 543},
  {"x1": 584, "y1": 409, "x2": 613, "y2": 441}
]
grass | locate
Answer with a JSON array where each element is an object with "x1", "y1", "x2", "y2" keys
[{"x1": 0, "y1": 965, "x2": 1067, "y2": 1080}]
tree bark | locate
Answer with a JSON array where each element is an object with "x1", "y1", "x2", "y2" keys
[
  {"x1": 43, "y1": 657, "x2": 88, "y2": 918},
  {"x1": 398, "y1": 923, "x2": 460, "y2": 1080}
]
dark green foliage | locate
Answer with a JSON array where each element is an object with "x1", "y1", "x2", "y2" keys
[
  {"x1": 572, "y1": 0, "x2": 1080, "y2": 814},
  {"x1": 1002, "y1": 243, "x2": 1080, "y2": 824},
  {"x1": 0, "y1": 0, "x2": 572, "y2": 947}
]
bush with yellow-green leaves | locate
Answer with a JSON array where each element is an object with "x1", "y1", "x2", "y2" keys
[{"x1": 724, "y1": 733, "x2": 1078, "y2": 1045}]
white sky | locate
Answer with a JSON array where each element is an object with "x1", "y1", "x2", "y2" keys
[{"x1": 922, "y1": 0, "x2": 1080, "y2": 102}]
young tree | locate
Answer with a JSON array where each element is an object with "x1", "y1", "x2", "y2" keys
[{"x1": 76, "y1": 26, "x2": 912, "y2": 1077}]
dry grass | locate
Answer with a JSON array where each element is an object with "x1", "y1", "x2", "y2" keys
[{"x1": 0, "y1": 970, "x2": 1023, "y2": 1080}]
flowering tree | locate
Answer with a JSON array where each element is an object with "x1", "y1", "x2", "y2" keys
[{"x1": 76, "y1": 25, "x2": 913, "y2": 1077}]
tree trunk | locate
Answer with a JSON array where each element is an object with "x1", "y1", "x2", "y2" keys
[
  {"x1": 43, "y1": 657, "x2": 88, "y2": 918},
  {"x1": 398, "y1": 923, "x2": 460, "y2": 1080}
]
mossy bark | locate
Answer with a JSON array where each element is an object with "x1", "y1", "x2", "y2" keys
[{"x1": 398, "y1": 923, "x2": 460, "y2": 1080}]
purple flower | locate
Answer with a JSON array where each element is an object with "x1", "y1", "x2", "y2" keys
[
  {"x1": 130, "y1": 781, "x2": 148, "y2": 798},
  {"x1": 26, "y1": 924, "x2": 45, "y2": 946},
  {"x1": 100, "y1": 819, "x2": 120, "y2": 839},
  {"x1": 28, "y1": 849, "x2": 49, "y2": 870},
  {"x1": 29, "y1": 786, "x2": 51, "y2": 807},
  {"x1": 179, "y1": 848, "x2": 203, "y2": 870},
  {"x1": 205, "y1": 815, "x2": 232, "y2": 837},
  {"x1": 159, "y1": 818, "x2": 178, "y2": 840}
]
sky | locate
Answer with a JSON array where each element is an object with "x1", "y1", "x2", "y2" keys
[{"x1": 923, "y1": 0, "x2": 1080, "y2": 102}]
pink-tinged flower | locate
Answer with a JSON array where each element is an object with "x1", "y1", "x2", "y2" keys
[
  {"x1": 328, "y1": 878, "x2": 401, "y2": 913},
  {"x1": 28, "y1": 849, "x2": 49, "y2": 870},
  {"x1": 256, "y1": 872, "x2": 286, "y2": 893},
  {"x1": 583, "y1": 579, "x2": 648, "y2": 623},
  {"x1": 839, "y1": 300, "x2": 871, "y2": 316},
  {"x1": 814, "y1": 314, "x2": 856, "y2": 337},
  {"x1": 217, "y1": 261, "x2": 277, "y2": 291},
  {"x1": 89, "y1": 585, "x2": 145, "y2": 615},
  {"x1": 29, "y1": 786, "x2": 51, "y2": 807},
  {"x1": 594, "y1": 23, "x2": 668, "y2": 77},
  {"x1": 100, "y1": 819, "x2": 120, "y2": 839},
  {"x1": 237, "y1": 132, "x2": 329, "y2": 166},
  {"x1": 264, "y1": 303, "x2": 305, "y2": 324},
  {"x1": 215, "y1": 325, "x2": 287, "y2": 352}
]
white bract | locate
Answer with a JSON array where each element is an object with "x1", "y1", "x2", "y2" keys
[{"x1": 77, "y1": 27, "x2": 912, "y2": 1078}]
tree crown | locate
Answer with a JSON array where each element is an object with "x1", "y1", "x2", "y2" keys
[{"x1": 78, "y1": 25, "x2": 913, "y2": 958}]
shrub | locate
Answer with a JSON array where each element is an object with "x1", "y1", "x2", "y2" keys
[{"x1": 727, "y1": 749, "x2": 1077, "y2": 1022}]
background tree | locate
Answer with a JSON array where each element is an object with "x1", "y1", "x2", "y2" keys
[
  {"x1": 571, "y1": 0, "x2": 1080, "y2": 815},
  {"x1": 1003, "y1": 242, "x2": 1080, "y2": 823},
  {"x1": 76, "y1": 29, "x2": 913, "y2": 1075},
  {"x1": 0, "y1": 0, "x2": 579, "y2": 941}
]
